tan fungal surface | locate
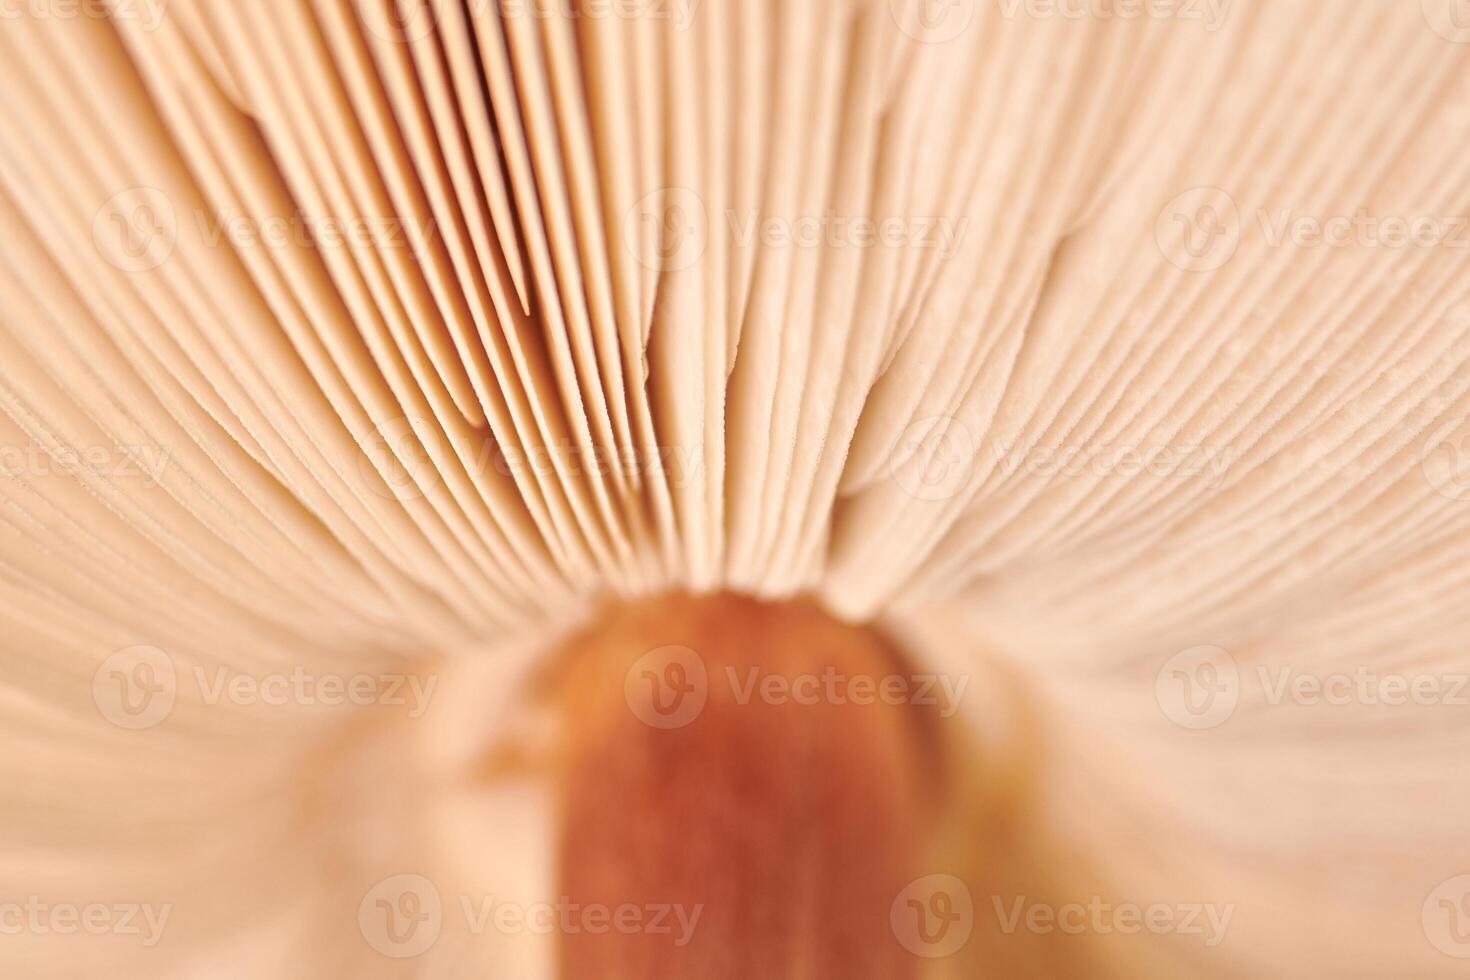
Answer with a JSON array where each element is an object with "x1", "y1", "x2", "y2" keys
[{"x1": 1, "y1": 1, "x2": 1469, "y2": 976}]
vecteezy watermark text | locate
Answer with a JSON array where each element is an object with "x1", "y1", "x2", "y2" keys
[
  {"x1": 0, "y1": 443, "x2": 170, "y2": 488},
  {"x1": 92, "y1": 646, "x2": 438, "y2": 730},
  {"x1": 724, "y1": 210, "x2": 967, "y2": 257},
  {"x1": 622, "y1": 188, "x2": 970, "y2": 272},
  {"x1": 624, "y1": 645, "x2": 970, "y2": 729},
  {"x1": 995, "y1": 0, "x2": 1230, "y2": 31},
  {"x1": 1158, "y1": 187, "x2": 1470, "y2": 272},
  {"x1": 193, "y1": 209, "x2": 438, "y2": 253},
  {"x1": 0, "y1": 898, "x2": 171, "y2": 947},
  {"x1": 1157, "y1": 645, "x2": 1470, "y2": 730},
  {"x1": 987, "y1": 439, "x2": 1235, "y2": 487},
  {"x1": 725, "y1": 665, "x2": 970, "y2": 718},
  {"x1": 0, "y1": 0, "x2": 167, "y2": 31},
  {"x1": 886, "y1": 415, "x2": 1239, "y2": 504},
  {"x1": 359, "y1": 416, "x2": 707, "y2": 502},
  {"x1": 498, "y1": 0, "x2": 702, "y2": 29},
  {"x1": 991, "y1": 895, "x2": 1234, "y2": 946},
  {"x1": 358, "y1": 874, "x2": 702, "y2": 959},
  {"x1": 357, "y1": 0, "x2": 703, "y2": 43},
  {"x1": 192, "y1": 666, "x2": 438, "y2": 717}
]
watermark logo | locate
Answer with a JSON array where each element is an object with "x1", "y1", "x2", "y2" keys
[
  {"x1": 995, "y1": 0, "x2": 1230, "y2": 31},
  {"x1": 495, "y1": 442, "x2": 706, "y2": 489},
  {"x1": 625, "y1": 645, "x2": 708, "y2": 729},
  {"x1": 498, "y1": 0, "x2": 703, "y2": 30},
  {"x1": 93, "y1": 645, "x2": 177, "y2": 730},
  {"x1": 1155, "y1": 645, "x2": 1238, "y2": 730},
  {"x1": 988, "y1": 439, "x2": 1235, "y2": 488},
  {"x1": 1258, "y1": 666, "x2": 1469, "y2": 708},
  {"x1": 891, "y1": 875, "x2": 974, "y2": 958},
  {"x1": 1255, "y1": 209, "x2": 1470, "y2": 251},
  {"x1": 992, "y1": 895, "x2": 1233, "y2": 946},
  {"x1": 622, "y1": 195, "x2": 966, "y2": 270},
  {"x1": 460, "y1": 896, "x2": 702, "y2": 944},
  {"x1": 1160, "y1": 190, "x2": 1470, "y2": 271},
  {"x1": 727, "y1": 666, "x2": 969, "y2": 719},
  {"x1": 192, "y1": 208, "x2": 437, "y2": 253},
  {"x1": 359, "y1": 874, "x2": 443, "y2": 958},
  {"x1": 889, "y1": 416, "x2": 977, "y2": 502},
  {"x1": 888, "y1": 429, "x2": 1239, "y2": 495},
  {"x1": 624, "y1": 187, "x2": 708, "y2": 272},
  {"x1": 359, "y1": 416, "x2": 443, "y2": 502},
  {"x1": 357, "y1": 423, "x2": 707, "y2": 499},
  {"x1": 358, "y1": 0, "x2": 437, "y2": 43},
  {"x1": 624, "y1": 653, "x2": 971, "y2": 727},
  {"x1": 192, "y1": 666, "x2": 438, "y2": 717},
  {"x1": 1423, "y1": 875, "x2": 1470, "y2": 958},
  {"x1": 0, "y1": 898, "x2": 172, "y2": 946},
  {"x1": 0, "y1": 443, "x2": 171, "y2": 488},
  {"x1": 0, "y1": 0, "x2": 168, "y2": 31},
  {"x1": 1423, "y1": 0, "x2": 1470, "y2": 43},
  {"x1": 725, "y1": 210, "x2": 967, "y2": 258},
  {"x1": 356, "y1": 879, "x2": 702, "y2": 955},
  {"x1": 1421, "y1": 415, "x2": 1470, "y2": 502},
  {"x1": 93, "y1": 186, "x2": 177, "y2": 273},
  {"x1": 888, "y1": 0, "x2": 977, "y2": 43},
  {"x1": 1156, "y1": 186, "x2": 1241, "y2": 272},
  {"x1": 1159, "y1": 657, "x2": 1470, "y2": 722},
  {"x1": 94, "y1": 649, "x2": 437, "y2": 728}
]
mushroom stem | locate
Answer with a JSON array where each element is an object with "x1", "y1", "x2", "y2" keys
[{"x1": 553, "y1": 592, "x2": 946, "y2": 979}]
